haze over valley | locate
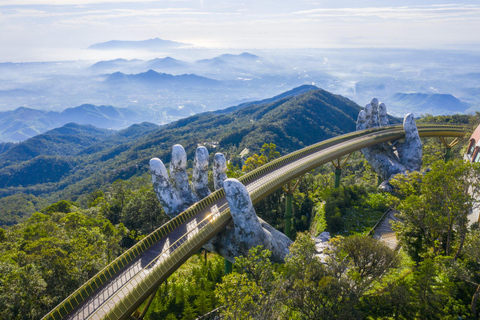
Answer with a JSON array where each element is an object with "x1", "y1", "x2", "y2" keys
[{"x1": 1, "y1": 42, "x2": 479, "y2": 142}]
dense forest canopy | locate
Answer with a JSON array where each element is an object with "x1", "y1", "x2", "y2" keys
[{"x1": 1, "y1": 99, "x2": 479, "y2": 319}]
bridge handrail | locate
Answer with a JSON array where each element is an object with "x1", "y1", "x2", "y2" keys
[
  {"x1": 42, "y1": 187, "x2": 227, "y2": 320},
  {"x1": 41, "y1": 123, "x2": 467, "y2": 320}
]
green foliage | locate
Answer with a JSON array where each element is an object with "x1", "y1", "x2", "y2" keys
[
  {"x1": 146, "y1": 253, "x2": 224, "y2": 320},
  {"x1": 391, "y1": 160, "x2": 480, "y2": 261},
  {"x1": 216, "y1": 246, "x2": 280, "y2": 320},
  {"x1": 321, "y1": 185, "x2": 392, "y2": 234},
  {"x1": 0, "y1": 193, "x2": 47, "y2": 227},
  {"x1": 89, "y1": 180, "x2": 169, "y2": 236},
  {"x1": 0, "y1": 228, "x2": 5, "y2": 242},
  {"x1": 41, "y1": 200, "x2": 78, "y2": 215},
  {"x1": 242, "y1": 142, "x2": 281, "y2": 173},
  {"x1": 311, "y1": 202, "x2": 327, "y2": 236},
  {"x1": 242, "y1": 153, "x2": 267, "y2": 172},
  {"x1": 260, "y1": 143, "x2": 281, "y2": 162},
  {"x1": 216, "y1": 233, "x2": 400, "y2": 319},
  {"x1": 0, "y1": 207, "x2": 127, "y2": 319},
  {"x1": 0, "y1": 88, "x2": 361, "y2": 221}
]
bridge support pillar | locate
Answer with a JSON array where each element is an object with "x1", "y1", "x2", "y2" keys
[
  {"x1": 334, "y1": 168, "x2": 342, "y2": 188},
  {"x1": 282, "y1": 175, "x2": 305, "y2": 239},
  {"x1": 130, "y1": 286, "x2": 159, "y2": 320},
  {"x1": 445, "y1": 147, "x2": 452, "y2": 163},
  {"x1": 439, "y1": 137, "x2": 461, "y2": 163},
  {"x1": 225, "y1": 259, "x2": 233, "y2": 275},
  {"x1": 285, "y1": 193, "x2": 293, "y2": 238},
  {"x1": 331, "y1": 154, "x2": 351, "y2": 189}
]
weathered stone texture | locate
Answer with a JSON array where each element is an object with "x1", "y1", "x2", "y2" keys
[{"x1": 357, "y1": 99, "x2": 422, "y2": 188}]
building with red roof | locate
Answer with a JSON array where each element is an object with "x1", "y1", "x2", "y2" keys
[{"x1": 465, "y1": 124, "x2": 480, "y2": 163}]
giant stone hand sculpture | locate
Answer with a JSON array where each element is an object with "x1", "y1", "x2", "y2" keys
[
  {"x1": 150, "y1": 145, "x2": 292, "y2": 263},
  {"x1": 357, "y1": 98, "x2": 422, "y2": 190}
]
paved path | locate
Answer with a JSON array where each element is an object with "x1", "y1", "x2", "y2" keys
[
  {"x1": 373, "y1": 211, "x2": 399, "y2": 250},
  {"x1": 43, "y1": 124, "x2": 467, "y2": 320}
]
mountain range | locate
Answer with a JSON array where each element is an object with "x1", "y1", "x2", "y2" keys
[
  {"x1": 87, "y1": 52, "x2": 265, "y2": 77},
  {"x1": 0, "y1": 105, "x2": 145, "y2": 142},
  {"x1": 388, "y1": 93, "x2": 470, "y2": 115},
  {"x1": 0, "y1": 83, "x2": 317, "y2": 143},
  {"x1": 104, "y1": 69, "x2": 220, "y2": 87},
  {"x1": 88, "y1": 38, "x2": 190, "y2": 50},
  {"x1": 0, "y1": 86, "x2": 365, "y2": 226},
  {"x1": 1, "y1": 48, "x2": 479, "y2": 120}
]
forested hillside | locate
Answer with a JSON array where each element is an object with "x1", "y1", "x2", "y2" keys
[
  {"x1": 0, "y1": 121, "x2": 477, "y2": 319},
  {"x1": 0, "y1": 87, "x2": 368, "y2": 225}
]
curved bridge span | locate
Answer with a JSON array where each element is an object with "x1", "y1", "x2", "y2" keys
[{"x1": 43, "y1": 124, "x2": 466, "y2": 320}]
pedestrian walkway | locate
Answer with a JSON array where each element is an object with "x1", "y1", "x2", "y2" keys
[{"x1": 373, "y1": 211, "x2": 399, "y2": 250}]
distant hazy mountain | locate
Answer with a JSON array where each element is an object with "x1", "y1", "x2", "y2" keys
[
  {"x1": 88, "y1": 53, "x2": 259, "y2": 75},
  {"x1": 0, "y1": 105, "x2": 144, "y2": 142},
  {"x1": 56, "y1": 104, "x2": 142, "y2": 128},
  {"x1": 0, "y1": 82, "x2": 324, "y2": 143},
  {"x1": 88, "y1": 38, "x2": 190, "y2": 50},
  {"x1": 0, "y1": 87, "x2": 364, "y2": 204},
  {"x1": 147, "y1": 57, "x2": 189, "y2": 70},
  {"x1": 0, "y1": 89, "x2": 40, "y2": 99},
  {"x1": 0, "y1": 107, "x2": 58, "y2": 142},
  {"x1": 89, "y1": 58, "x2": 144, "y2": 73},
  {"x1": 104, "y1": 69, "x2": 220, "y2": 87},
  {"x1": 388, "y1": 93, "x2": 470, "y2": 115},
  {"x1": 197, "y1": 52, "x2": 260, "y2": 66}
]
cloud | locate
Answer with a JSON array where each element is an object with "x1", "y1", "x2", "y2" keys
[
  {"x1": 294, "y1": 4, "x2": 480, "y2": 21},
  {"x1": 0, "y1": 0, "x2": 171, "y2": 4},
  {"x1": 0, "y1": 1, "x2": 479, "y2": 62}
]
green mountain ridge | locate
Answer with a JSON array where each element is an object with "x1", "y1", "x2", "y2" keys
[
  {"x1": 0, "y1": 87, "x2": 364, "y2": 225},
  {"x1": 0, "y1": 104, "x2": 145, "y2": 143}
]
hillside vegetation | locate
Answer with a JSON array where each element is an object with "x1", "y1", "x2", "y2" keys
[
  {"x1": 0, "y1": 90, "x2": 479, "y2": 319},
  {"x1": 0, "y1": 87, "x2": 365, "y2": 225}
]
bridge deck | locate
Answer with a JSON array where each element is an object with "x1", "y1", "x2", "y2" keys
[{"x1": 42, "y1": 124, "x2": 467, "y2": 320}]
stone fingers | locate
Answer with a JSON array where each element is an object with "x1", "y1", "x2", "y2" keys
[
  {"x1": 213, "y1": 153, "x2": 227, "y2": 190},
  {"x1": 150, "y1": 158, "x2": 185, "y2": 217},
  {"x1": 356, "y1": 110, "x2": 366, "y2": 131},
  {"x1": 399, "y1": 113, "x2": 423, "y2": 172},
  {"x1": 404, "y1": 113, "x2": 420, "y2": 144},
  {"x1": 170, "y1": 144, "x2": 197, "y2": 206},
  {"x1": 223, "y1": 178, "x2": 291, "y2": 262},
  {"x1": 378, "y1": 102, "x2": 389, "y2": 126},
  {"x1": 370, "y1": 98, "x2": 379, "y2": 127},
  {"x1": 223, "y1": 178, "x2": 264, "y2": 249},
  {"x1": 364, "y1": 103, "x2": 373, "y2": 129},
  {"x1": 192, "y1": 146, "x2": 211, "y2": 199}
]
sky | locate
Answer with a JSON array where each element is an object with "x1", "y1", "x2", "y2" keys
[{"x1": 0, "y1": 0, "x2": 479, "y2": 62}]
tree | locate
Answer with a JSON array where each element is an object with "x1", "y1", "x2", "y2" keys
[
  {"x1": 0, "y1": 227, "x2": 6, "y2": 242},
  {"x1": 411, "y1": 259, "x2": 448, "y2": 319},
  {"x1": 282, "y1": 232, "x2": 359, "y2": 320},
  {"x1": 182, "y1": 301, "x2": 197, "y2": 320},
  {"x1": 458, "y1": 227, "x2": 480, "y2": 317},
  {"x1": 391, "y1": 160, "x2": 480, "y2": 261},
  {"x1": 242, "y1": 143, "x2": 280, "y2": 172},
  {"x1": 260, "y1": 143, "x2": 280, "y2": 162},
  {"x1": 215, "y1": 246, "x2": 281, "y2": 320},
  {"x1": 242, "y1": 154, "x2": 267, "y2": 173},
  {"x1": 215, "y1": 233, "x2": 400, "y2": 320},
  {"x1": 327, "y1": 235, "x2": 400, "y2": 296}
]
